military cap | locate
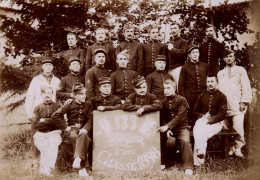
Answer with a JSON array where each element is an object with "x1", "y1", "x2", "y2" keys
[
  {"x1": 69, "y1": 56, "x2": 81, "y2": 64},
  {"x1": 41, "y1": 56, "x2": 53, "y2": 65},
  {"x1": 99, "y1": 77, "x2": 111, "y2": 86},
  {"x1": 132, "y1": 75, "x2": 146, "y2": 88},
  {"x1": 187, "y1": 44, "x2": 199, "y2": 53},
  {"x1": 72, "y1": 83, "x2": 85, "y2": 94},
  {"x1": 224, "y1": 48, "x2": 234, "y2": 57},
  {"x1": 123, "y1": 22, "x2": 135, "y2": 30},
  {"x1": 118, "y1": 49, "x2": 130, "y2": 59},
  {"x1": 94, "y1": 48, "x2": 106, "y2": 56},
  {"x1": 155, "y1": 55, "x2": 167, "y2": 62}
]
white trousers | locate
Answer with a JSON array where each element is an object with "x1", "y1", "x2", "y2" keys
[
  {"x1": 223, "y1": 113, "x2": 245, "y2": 148},
  {"x1": 34, "y1": 130, "x2": 62, "y2": 168},
  {"x1": 168, "y1": 66, "x2": 182, "y2": 92},
  {"x1": 193, "y1": 118, "x2": 223, "y2": 165}
]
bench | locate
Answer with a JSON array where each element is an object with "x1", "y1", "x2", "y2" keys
[{"x1": 190, "y1": 129, "x2": 239, "y2": 158}]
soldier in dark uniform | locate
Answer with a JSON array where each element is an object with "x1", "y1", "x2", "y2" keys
[
  {"x1": 199, "y1": 24, "x2": 225, "y2": 75},
  {"x1": 122, "y1": 76, "x2": 162, "y2": 115},
  {"x1": 85, "y1": 49, "x2": 111, "y2": 100},
  {"x1": 116, "y1": 22, "x2": 144, "y2": 75},
  {"x1": 52, "y1": 83, "x2": 93, "y2": 177},
  {"x1": 91, "y1": 77, "x2": 121, "y2": 111},
  {"x1": 85, "y1": 28, "x2": 115, "y2": 72},
  {"x1": 56, "y1": 56, "x2": 85, "y2": 104},
  {"x1": 146, "y1": 55, "x2": 173, "y2": 100},
  {"x1": 178, "y1": 45, "x2": 208, "y2": 127},
  {"x1": 110, "y1": 50, "x2": 138, "y2": 102},
  {"x1": 158, "y1": 79, "x2": 194, "y2": 175},
  {"x1": 167, "y1": 22, "x2": 188, "y2": 91},
  {"x1": 143, "y1": 25, "x2": 167, "y2": 77},
  {"x1": 58, "y1": 32, "x2": 85, "y2": 76}
]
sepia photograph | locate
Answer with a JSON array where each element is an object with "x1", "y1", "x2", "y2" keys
[{"x1": 0, "y1": 0, "x2": 259, "y2": 179}]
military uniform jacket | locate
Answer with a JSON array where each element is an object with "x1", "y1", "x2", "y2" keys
[
  {"x1": 85, "y1": 42, "x2": 115, "y2": 72},
  {"x1": 178, "y1": 61, "x2": 208, "y2": 97},
  {"x1": 146, "y1": 70, "x2": 173, "y2": 100},
  {"x1": 59, "y1": 47, "x2": 85, "y2": 75},
  {"x1": 122, "y1": 92, "x2": 162, "y2": 112},
  {"x1": 32, "y1": 101, "x2": 65, "y2": 132},
  {"x1": 143, "y1": 40, "x2": 167, "y2": 69},
  {"x1": 161, "y1": 95, "x2": 189, "y2": 130},
  {"x1": 168, "y1": 36, "x2": 188, "y2": 70},
  {"x1": 193, "y1": 90, "x2": 227, "y2": 124},
  {"x1": 110, "y1": 68, "x2": 138, "y2": 100},
  {"x1": 116, "y1": 40, "x2": 144, "y2": 75},
  {"x1": 199, "y1": 39, "x2": 225, "y2": 72},
  {"x1": 91, "y1": 94, "x2": 122, "y2": 111},
  {"x1": 56, "y1": 73, "x2": 85, "y2": 102},
  {"x1": 85, "y1": 65, "x2": 111, "y2": 100},
  {"x1": 52, "y1": 100, "x2": 93, "y2": 132}
]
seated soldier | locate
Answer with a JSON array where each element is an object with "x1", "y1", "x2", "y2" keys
[
  {"x1": 56, "y1": 56, "x2": 85, "y2": 104},
  {"x1": 91, "y1": 77, "x2": 121, "y2": 111},
  {"x1": 146, "y1": 55, "x2": 173, "y2": 100},
  {"x1": 122, "y1": 75, "x2": 162, "y2": 116},
  {"x1": 85, "y1": 49, "x2": 111, "y2": 100},
  {"x1": 110, "y1": 50, "x2": 138, "y2": 103},
  {"x1": 32, "y1": 86, "x2": 65, "y2": 176},
  {"x1": 52, "y1": 83, "x2": 93, "y2": 177},
  {"x1": 193, "y1": 75, "x2": 227, "y2": 166},
  {"x1": 158, "y1": 79, "x2": 193, "y2": 175}
]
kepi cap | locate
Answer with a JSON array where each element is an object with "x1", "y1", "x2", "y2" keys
[
  {"x1": 187, "y1": 44, "x2": 199, "y2": 53},
  {"x1": 132, "y1": 75, "x2": 146, "y2": 88},
  {"x1": 69, "y1": 56, "x2": 81, "y2": 64},
  {"x1": 94, "y1": 48, "x2": 106, "y2": 56},
  {"x1": 224, "y1": 48, "x2": 234, "y2": 57},
  {"x1": 41, "y1": 56, "x2": 53, "y2": 65},
  {"x1": 99, "y1": 77, "x2": 111, "y2": 86},
  {"x1": 72, "y1": 83, "x2": 85, "y2": 94},
  {"x1": 155, "y1": 55, "x2": 166, "y2": 62}
]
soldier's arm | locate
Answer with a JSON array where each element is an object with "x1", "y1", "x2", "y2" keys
[{"x1": 142, "y1": 94, "x2": 162, "y2": 112}]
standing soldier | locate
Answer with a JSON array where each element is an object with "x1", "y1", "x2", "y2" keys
[
  {"x1": 178, "y1": 45, "x2": 208, "y2": 127},
  {"x1": 199, "y1": 24, "x2": 225, "y2": 75},
  {"x1": 25, "y1": 56, "x2": 60, "y2": 160},
  {"x1": 146, "y1": 55, "x2": 173, "y2": 100},
  {"x1": 143, "y1": 25, "x2": 167, "y2": 77},
  {"x1": 167, "y1": 22, "x2": 188, "y2": 91},
  {"x1": 110, "y1": 50, "x2": 138, "y2": 102},
  {"x1": 56, "y1": 56, "x2": 85, "y2": 104},
  {"x1": 218, "y1": 49, "x2": 252, "y2": 157},
  {"x1": 85, "y1": 49, "x2": 111, "y2": 100},
  {"x1": 116, "y1": 22, "x2": 144, "y2": 75},
  {"x1": 58, "y1": 32, "x2": 85, "y2": 76},
  {"x1": 85, "y1": 27, "x2": 115, "y2": 72}
]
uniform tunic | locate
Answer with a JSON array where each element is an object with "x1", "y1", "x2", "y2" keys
[
  {"x1": 56, "y1": 73, "x2": 85, "y2": 102},
  {"x1": 85, "y1": 42, "x2": 115, "y2": 72},
  {"x1": 59, "y1": 47, "x2": 85, "y2": 75},
  {"x1": 110, "y1": 68, "x2": 138, "y2": 100},
  {"x1": 91, "y1": 94, "x2": 122, "y2": 110},
  {"x1": 122, "y1": 92, "x2": 162, "y2": 112},
  {"x1": 193, "y1": 90, "x2": 227, "y2": 124},
  {"x1": 116, "y1": 40, "x2": 144, "y2": 75},
  {"x1": 143, "y1": 40, "x2": 167, "y2": 76},
  {"x1": 146, "y1": 70, "x2": 173, "y2": 100},
  {"x1": 199, "y1": 39, "x2": 225, "y2": 75},
  {"x1": 168, "y1": 36, "x2": 188, "y2": 71},
  {"x1": 85, "y1": 65, "x2": 111, "y2": 100}
]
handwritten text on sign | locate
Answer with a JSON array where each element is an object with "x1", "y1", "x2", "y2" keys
[{"x1": 93, "y1": 110, "x2": 161, "y2": 171}]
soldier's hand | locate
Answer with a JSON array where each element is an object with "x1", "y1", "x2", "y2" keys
[
  {"x1": 239, "y1": 102, "x2": 247, "y2": 111},
  {"x1": 66, "y1": 126, "x2": 71, "y2": 132},
  {"x1": 166, "y1": 130, "x2": 173, "y2": 138},
  {"x1": 158, "y1": 125, "x2": 169, "y2": 133},
  {"x1": 97, "y1": 106, "x2": 105, "y2": 111},
  {"x1": 79, "y1": 129, "x2": 87, "y2": 135},
  {"x1": 168, "y1": 43, "x2": 174, "y2": 50},
  {"x1": 137, "y1": 107, "x2": 144, "y2": 116}
]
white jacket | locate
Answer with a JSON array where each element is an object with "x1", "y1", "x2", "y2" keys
[
  {"x1": 217, "y1": 65, "x2": 252, "y2": 116},
  {"x1": 24, "y1": 74, "x2": 60, "y2": 118}
]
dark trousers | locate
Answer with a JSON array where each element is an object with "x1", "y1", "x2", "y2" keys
[
  {"x1": 161, "y1": 127, "x2": 194, "y2": 170},
  {"x1": 31, "y1": 123, "x2": 40, "y2": 159},
  {"x1": 66, "y1": 128, "x2": 92, "y2": 168}
]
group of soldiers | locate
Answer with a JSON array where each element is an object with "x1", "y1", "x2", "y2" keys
[{"x1": 24, "y1": 21, "x2": 252, "y2": 177}]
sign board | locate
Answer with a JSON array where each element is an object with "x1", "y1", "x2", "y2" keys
[{"x1": 92, "y1": 110, "x2": 161, "y2": 171}]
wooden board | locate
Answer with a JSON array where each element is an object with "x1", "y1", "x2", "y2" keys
[{"x1": 92, "y1": 110, "x2": 161, "y2": 171}]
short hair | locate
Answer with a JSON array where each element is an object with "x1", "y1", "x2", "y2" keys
[
  {"x1": 170, "y1": 22, "x2": 181, "y2": 29},
  {"x1": 72, "y1": 83, "x2": 86, "y2": 95},
  {"x1": 67, "y1": 32, "x2": 78, "y2": 39},
  {"x1": 95, "y1": 27, "x2": 108, "y2": 35},
  {"x1": 206, "y1": 24, "x2": 216, "y2": 32},
  {"x1": 40, "y1": 85, "x2": 53, "y2": 94},
  {"x1": 163, "y1": 79, "x2": 177, "y2": 89},
  {"x1": 207, "y1": 75, "x2": 218, "y2": 82}
]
